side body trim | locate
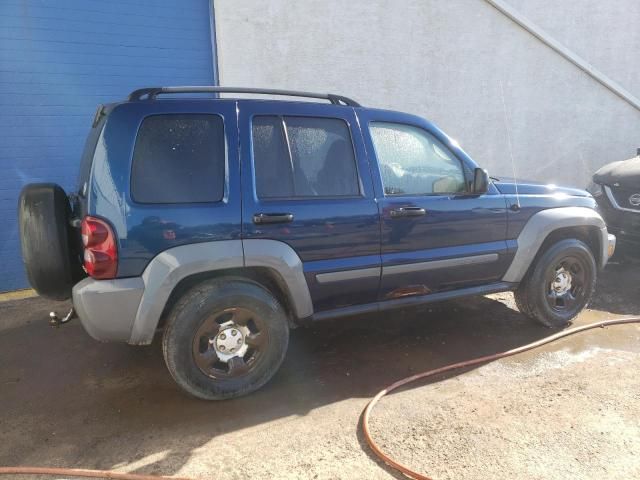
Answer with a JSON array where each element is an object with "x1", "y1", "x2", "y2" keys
[
  {"x1": 383, "y1": 253, "x2": 499, "y2": 276},
  {"x1": 243, "y1": 239, "x2": 314, "y2": 319},
  {"x1": 502, "y1": 206, "x2": 607, "y2": 283},
  {"x1": 315, "y1": 267, "x2": 381, "y2": 284},
  {"x1": 130, "y1": 240, "x2": 244, "y2": 345}
]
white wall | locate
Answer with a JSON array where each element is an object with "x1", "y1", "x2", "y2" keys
[{"x1": 214, "y1": 0, "x2": 640, "y2": 187}]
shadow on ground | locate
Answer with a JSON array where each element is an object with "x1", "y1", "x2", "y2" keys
[
  {"x1": 0, "y1": 263, "x2": 637, "y2": 477},
  {"x1": 589, "y1": 262, "x2": 640, "y2": 315}
]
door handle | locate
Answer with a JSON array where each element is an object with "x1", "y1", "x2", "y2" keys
[
  {"x1": 390, "y1": 207, "x2": 426, "y2": 218},
  {"x1": 253, "y1": 213, "x2": 294, "y2": 224}
]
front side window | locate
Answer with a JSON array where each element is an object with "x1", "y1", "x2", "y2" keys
[
  {"x1": 131, "y1": 114, "x2": 225, "y2": 203},
  {"x1": 252, "y1": 115, "x2": 360, "y2": 199},
  {"x1": 369, "y1": 122, "x2": 466, "y2": 196}
]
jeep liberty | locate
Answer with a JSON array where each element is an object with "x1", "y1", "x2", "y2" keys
[{"x1": 18, "y1": 87, "x2": 616, "y2": 399}]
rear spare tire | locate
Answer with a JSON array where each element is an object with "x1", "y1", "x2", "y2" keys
[{"x1": 18, "y1": 183, "x2": 79, "y2": 300}]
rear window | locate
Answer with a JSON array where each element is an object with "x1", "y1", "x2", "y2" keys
[
  {"x1": 131, "y1": 114, "x2": 225, "y2": 203},
  {"x1": 252, "y1": 115, "x2": 360, "y2": 199},
  {"x1": 77, "y1": 105, "x2": 109, "y2": 195}
]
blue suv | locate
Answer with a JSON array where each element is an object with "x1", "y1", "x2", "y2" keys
[{"x1": 18, "y1": 87, "x2": 616, "y2": 399}]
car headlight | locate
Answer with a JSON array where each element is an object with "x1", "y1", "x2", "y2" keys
[{"x1": 586, "y1": 180, "x2": 603, "y2": 197}]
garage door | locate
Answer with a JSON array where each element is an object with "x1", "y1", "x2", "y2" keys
[{"x1": 0, "y1": 0, "x2": 217, "y2": 291}]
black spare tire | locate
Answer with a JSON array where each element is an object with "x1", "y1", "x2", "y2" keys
[{"x1": 18, "y1": 183, "x2": 79, "y2": 300}]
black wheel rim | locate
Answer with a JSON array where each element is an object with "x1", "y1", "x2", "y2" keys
[
  {"x1": 545, "y1": 255, "x2": 587, "y2": 313},
  {"x1": 192, "y1": 306, "x2": 268, "y2": 379}
]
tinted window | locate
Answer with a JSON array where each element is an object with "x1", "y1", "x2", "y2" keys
[
  {"x1": 370, "y1": 122, "x2": 466, "y2": 196},
  {"x1": 252, "y1": 116, "x2": 294, "y2": 198},
  {"x1": 252, "y1": 116, "x2": 359, "y2": 198},
  {"x1": 131, "y1": 114, "x2": 225, "y2": 203}
]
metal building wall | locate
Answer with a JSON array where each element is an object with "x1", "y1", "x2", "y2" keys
[
  {"x1": 0, "y1": 0, "x2": 216, "y2": 291},
  {"x1": 214, "y1": 0, "x2": 640, "y2": 188}
]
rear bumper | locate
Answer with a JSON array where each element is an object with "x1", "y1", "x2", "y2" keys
[{"x1": 72, "y1": 277, "x2": 144, "y2": 342}]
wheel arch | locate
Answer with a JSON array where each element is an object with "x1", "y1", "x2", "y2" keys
[
  {"x1": 537, "y1": 225, "x2": 602, "y2": 266},
  {"x1": 157, "y1": 266, "x2": 302, "y2": 333},
  {"x1": 129, "y1": 239, "x2": 313, "y2": 345},
  {"x1": 503, "y1": 207, "x2": 608, "y2": 283}
]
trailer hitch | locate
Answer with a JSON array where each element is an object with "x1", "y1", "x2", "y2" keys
[{"x1": 49, "y1": 307, "x2": 76, "y2": 327}]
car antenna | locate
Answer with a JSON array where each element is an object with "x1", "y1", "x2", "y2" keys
[{"x1": 499, "y1": 78, "x2": 521, "y2": 210}]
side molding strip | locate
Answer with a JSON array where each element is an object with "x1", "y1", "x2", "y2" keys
[
  {"x1": 502, "y1": 206, "x2": 607, "y2": 283},
  {"x1": 316, "y1": 267, "x2": 381, "y2": 284},
  {"x1": 383, "y1": 253, "x2": 499, "y2": 276}
]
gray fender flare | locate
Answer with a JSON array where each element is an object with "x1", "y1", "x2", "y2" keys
[
  {"x1": 502, "y1": 206, "x2": 608, "y2": 283},
  {"x1": 129, "y1": 239, "x2": 313, "y2": 345},
  {"x1": 242, "y1": 239, "x2": 314, "y2": 319}
]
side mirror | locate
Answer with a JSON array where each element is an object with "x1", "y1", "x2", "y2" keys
[{"x1": 472, "y1": 168, "x2": 489, "y2": 194}]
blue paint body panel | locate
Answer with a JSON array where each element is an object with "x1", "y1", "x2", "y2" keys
[
  {"x1": 88, "y1": 101, "x2": 240, "y2": 278},
  {"x1": 1, "y1": 0, "x2": 215, "y2": 291},
  {"x1": 355, "y1": 108, "x2": 511, "y2": 298},
  {"x1": 238, "y1": 101, "x2": 382, "y2": 312},
  {"x1": 493, "y1": 181, "x2": 597, "y2": 239}
]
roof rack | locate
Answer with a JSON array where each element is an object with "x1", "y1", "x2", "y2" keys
[{"x1": 128, "y1": 86, "x2": 361, "y2": 107}]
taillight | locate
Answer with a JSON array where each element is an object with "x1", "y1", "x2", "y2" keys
[{"x1": 81, "y1": 216, "x2": 117, "y2": 279}]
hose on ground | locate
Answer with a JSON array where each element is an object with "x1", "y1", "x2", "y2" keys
[
  {"x1": 361, "y1": 316, "x2": 640, "y2": 480},
  {"x1": 1, "y1": 317, "x2": 639, "y2": 480}
]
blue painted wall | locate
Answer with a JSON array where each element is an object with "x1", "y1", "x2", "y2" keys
[{"x1": 0, "y1": 0, "x2": 216, "y2": 291}]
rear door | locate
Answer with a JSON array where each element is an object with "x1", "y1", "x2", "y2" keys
[
  {"x1": 239, "y1": 101, "x2": 380, "y2": 312},
  {"x1": 357, "y1": 109, "x2": 511, "y2": 301}
]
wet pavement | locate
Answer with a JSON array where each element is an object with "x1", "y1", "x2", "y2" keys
[{"x1": 0, "y1": 263, "x2": 638, "y2": 479}]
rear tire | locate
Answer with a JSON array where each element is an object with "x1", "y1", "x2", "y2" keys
[
  {"x1": 162, "y1": 278, "x2": 290, "y2": 400},
  {"x1": 18, "y1": 183, "x2": 79, "y2": 300},
  {"x1": 514, "y1": 239, "x2": 596, "y2": 328}
]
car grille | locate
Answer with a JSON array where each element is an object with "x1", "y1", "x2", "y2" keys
[{"x1": 607, "y1": 185, "x2": 640, "y2": 212}]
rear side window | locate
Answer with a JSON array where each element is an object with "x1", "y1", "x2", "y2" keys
[
  {"x1": 252, "y1": 115, "x2": 360, "y2": 199},
  {"x1": 131, "y1": 114, "x2": 225, "y2": 203}
]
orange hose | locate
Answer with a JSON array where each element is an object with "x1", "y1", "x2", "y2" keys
[
  {"x1": 0, "y1": 466, "x2": 192, "y2": 479},
  {"x1": 361, "y1": 316, "x2": 640, "y2": 480}
]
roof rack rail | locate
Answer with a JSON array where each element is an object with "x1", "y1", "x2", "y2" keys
[{"x1": 128, "y1": 86, "x2": 361, "y2": 107}]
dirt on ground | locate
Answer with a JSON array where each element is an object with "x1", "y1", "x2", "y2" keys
[{"x1": 0, "y1": 263, "x2": 639, "y2": 479}]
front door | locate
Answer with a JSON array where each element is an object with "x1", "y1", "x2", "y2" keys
[
  {"x1": 357, "y1": 109, "x2": 511, "y2": 301},
  {"x1": 239, "y1": 101, "x2": 380, "y2": 312}
]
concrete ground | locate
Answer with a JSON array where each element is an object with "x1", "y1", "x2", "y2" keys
[{"x1": 0, "y1": 264, "x2": 639, "y2": 480}]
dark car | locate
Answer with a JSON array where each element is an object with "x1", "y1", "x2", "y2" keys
[
  {"x1": 18, "y1": 86, "x2": 615, "y2": 400},
  {"x1": 588, "y1": 150, "x2": 640, "y2": 260}
]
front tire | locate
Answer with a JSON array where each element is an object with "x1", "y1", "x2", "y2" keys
[
  {"x1": 514, "y1": 239, "x2": 596, "y2": 328},
  {"x1": 162, "y1": 278, "x2": 289, "y2": 400}
]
